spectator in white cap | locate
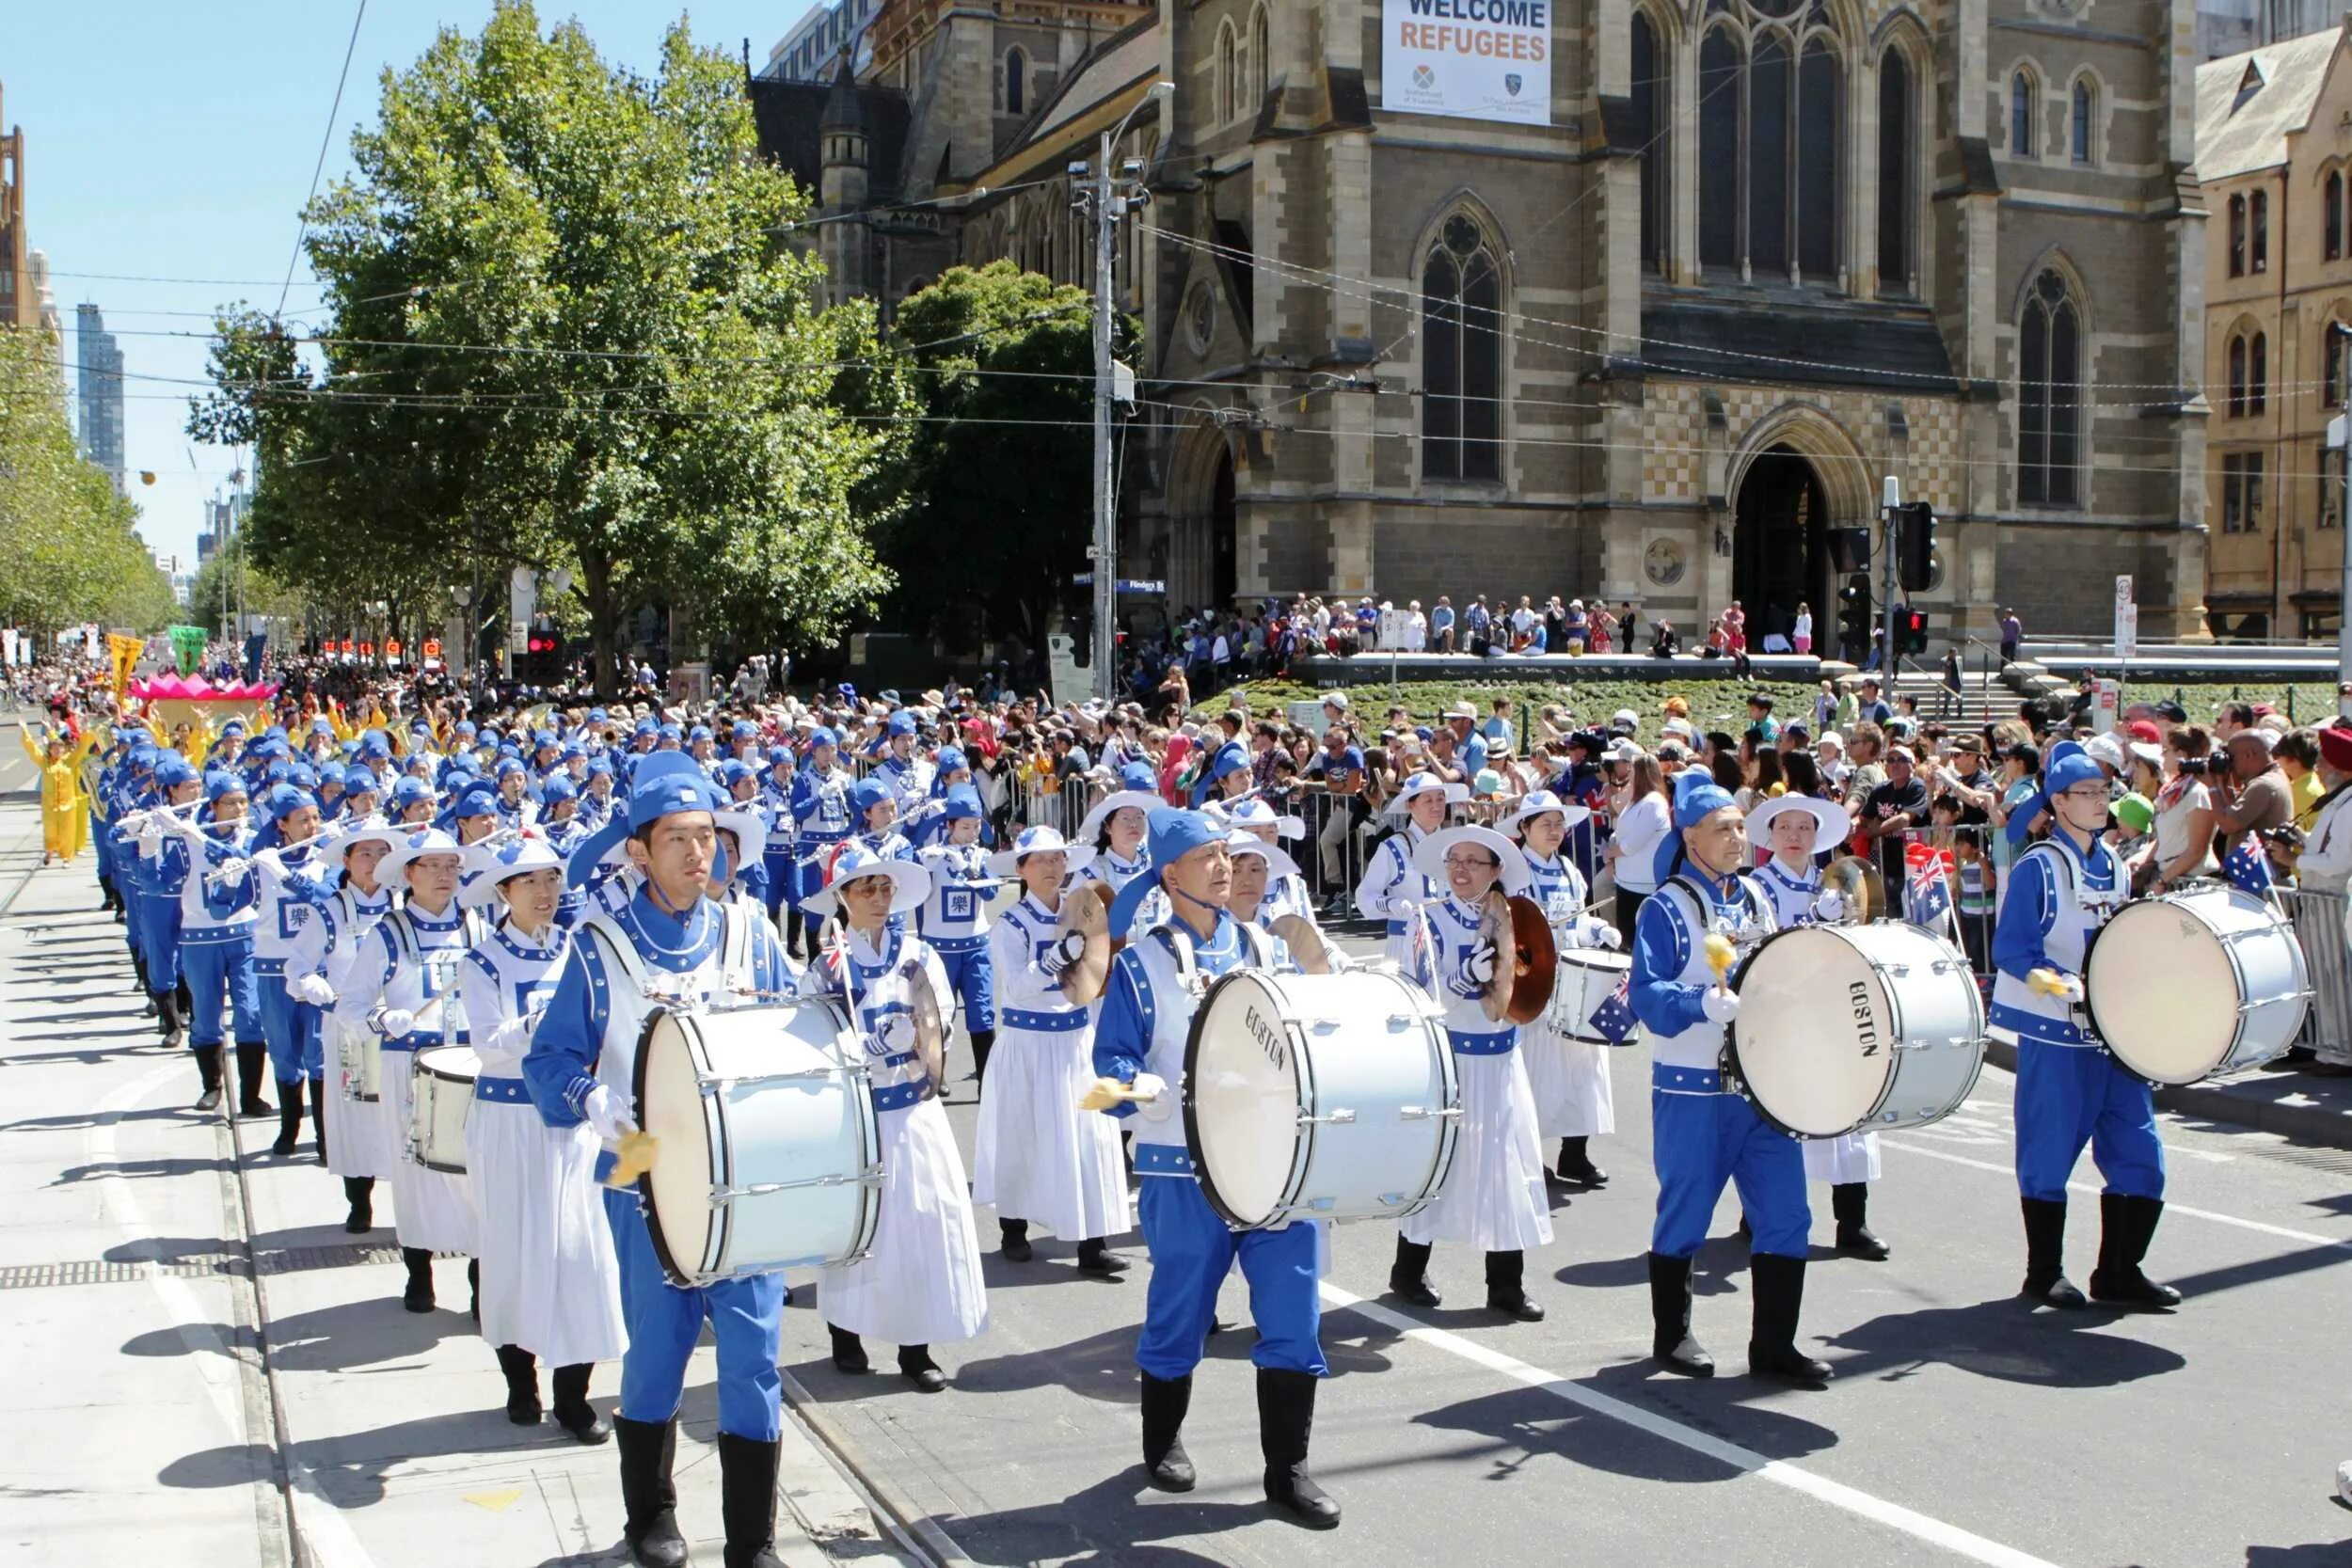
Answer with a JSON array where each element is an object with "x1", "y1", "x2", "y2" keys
[{"x1": 1506, "y1": 789, "x2": 1621, "y2": 1190}]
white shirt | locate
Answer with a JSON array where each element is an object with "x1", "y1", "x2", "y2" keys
[
  {"x1": 1612, "y1": 792, "x2": 1671, "y2": 894},
  {"x1": 1792, "y1": 611, "x2": 1813, "y2": 641}
]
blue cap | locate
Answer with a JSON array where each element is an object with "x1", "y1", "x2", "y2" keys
[
  {"x1": 809, "y1": 727, "x2": 838, "y2": 752},
  {"x1": 1190, "y1": 740, "x2": 1250, "y2": 806},
  {"x1": 263, "y1": 784, "x2": 318, "y2": 821},
  {"x1": 1654, "y1": 769, "x2": 1740, "y2": 884},
  {"x1": 1108, "y1": 807, "x2": 1221, "y2": 935},
  {"x1": 566, "y1": 752, "x2": 731, "y2": 887},
  {"x1": 732, "y1": 721, "x2": 758, "y2": 741},
  {"x1": 540, "y1": 774, "x2": 578, "y2": 803},
  {"x1": 689, "y1": 724, "x2": 713, "y2": 743},
  {"x1": 343, "y1": 768, "x2": 382, "y2": 798},
  {"x1": 886, "y1": 712, "x2": 916, "y2": 737},
  {"x1": 589, "y1": 707, "x2": 610, "y2": 723},
  {"x1": 933, "y1": 747, "x2": 967, "y2": 777},
  {"x1": 586, "y1": 754, "x2": 614, "y2": 778},
  {"x1": 453, "y1": 784, "x2": 499, "y2": 820},
  {"x1": 658, "y1": 723, "x2": 683, "y2": 744},
  {"x1": 286, "y1": 763, "x2": 319, "y2": 791},
  {"x1": 152, "y1": 753, "x2": 199, "y2": 789},
  {"x1": 391, "y1": 776, "x2": 434, "y2": 807},
  {"x1": 202, "y1": 768, "x2": 246, "y2": 802},
  {"x1": 319, "y1": 761, "x2": 348, "y2": 785},
  {"x1": 850, "y1": 778, "x2": 893, "y2": 822},
  {"x1": 1120, "y1": 761, "x2": 1157, "y2": 792},
  {"x1": 941, "y1": 785, "x2": 983, "y2": 822},
  {"x1": 496, "y1": 757, "x2": 526, "y2": 779}
]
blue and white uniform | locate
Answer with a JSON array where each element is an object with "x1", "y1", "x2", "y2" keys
[
  {"x1": 172, "y1": 815, "x2": 262, "y2": 1065},
  {"x1": 298, "y1": 875, "x2": 403, "y2": 1178},
  {"x1": 1519, "y1": 845, "x2": 1617, "y2": 1142},
  {"x1": 1752, "y1": 857, "x2": 1881, "y2": 1186},
  {"x1": 252, "y1": 840, "x2": 333, "y2": 1086},
  {"x1": 1353, "y1": 823, "x2": 1438, "y2": 972},
  {"x1": 914, "y1": 838, "x2": 997, "y2": 1039},
  {"x1": 787, "y1": 762, "x2": 854, "y2": 907}
]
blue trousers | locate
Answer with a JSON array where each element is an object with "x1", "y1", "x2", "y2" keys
[
  {"x1": 1650, "y1": 1089, "x2": 1810, "y2": 1259},
  {"x1": 936, "y1": 944, "x2": 995, "y2": 1034},
  {"x1": 1136, "y1": 1177, "x2": 1326, "y2": 1381},
  {"x1": 2013, "y1": 1039, "x2": 2165, "y2": 1203},
  {"x1": 182, "y1": 939, "x2": 262, "y2": 1051},
  {"x1": 137, "y1": 895, "x2": 182, "y2": 993},
  {"x1": 258, "y1": 982, "x2": 324, "y2": 1084},
  {"x1": 762, "y1": 852, "x2": 797, "y2": 924},
  {"x1": 605, "y1": 1187, "x2": 784, "y2": 1440}
]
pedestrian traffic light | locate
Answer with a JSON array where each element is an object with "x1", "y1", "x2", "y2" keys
[
  {"x1": 1897, "y1": 501, "x2": 1935, "y2": 594},
  {"x1": 1898, "y1": 607, "x2": 1929, "y2": 655},
  {"x1": 1838, "y1": 573, "x2": 1872, "y2": 655},
  {"x1": 519, "y1": 615, "x2": 561, "y2": 683}
]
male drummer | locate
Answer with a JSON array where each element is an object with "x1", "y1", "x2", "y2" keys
[
  {"x1": 1991, "y1": 739, "x2": 2179, "y2": 1311},
  {"x1": 524, "y1": 753, "x2": 801, "y2": 1568},
  {"x1": 1092, "y1": 806, "x2": 1340, "y2": 1528},
  {"x1": 1629, "y1": 771, "x2": 1831, "y2": 1386}
]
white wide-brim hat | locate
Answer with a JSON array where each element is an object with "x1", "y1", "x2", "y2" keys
[
  {"x1": 1073, "y1": 789, "x2": 1161, "y2": 847},
  {"x1": 1502, "y1": 788, "x2": 1593, "y2": 839},
  {"x1": 1746, "y1": 793, "x2": 1852, "y2": 856},
  {"x1": 1213, "y1": 796, "x2": 1305, "y2": 841},
  {"x1": 1390, "y1": 771, "x2": 1470, "y2": 815},
  {"x1": 711, "y1": 803, "x2": 769, "y2": 871},
  {"x1": 1226, "y1": 830, "x2": 1302, "y2": 884},
  {"x1": 379, "y1": 826, "x2": 466, "y2": 882},
  {"x1": 987, "y1": 823, "x2": 1071, "y2": 878},
  {"x1": 803, "y1": 840, "x2": 930, "y2": 919},
  {"x1": 1411, "y1": 824, "x2": 1532, "y2": 896},
  {"x1": 461, "y1": 832, "x2": 565, "y2": 908}
]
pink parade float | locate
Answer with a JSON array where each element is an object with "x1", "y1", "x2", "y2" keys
[{"x1": 126, "y1": 673, "x2": 280, "y2": 738}]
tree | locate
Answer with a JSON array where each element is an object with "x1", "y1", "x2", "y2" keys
[
  {"x1": 883, "y1": 262, "x2": 1124, "y2": 654},
  {"x1": 190, "y1": 2, "x2": 903, "y2": 690},
  {"x1": 0, "y1": 325, "x2": 178, "y2": 634}
]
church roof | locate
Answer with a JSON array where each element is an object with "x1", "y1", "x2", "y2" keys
[
  {"x1": 1637, "y1": 295, "x2": 1959, "y2": 393},
  {"x1": 2195, "y1": 24, "x2": 2345, "y2": 182},
  {"x1": 747, "y1": 72, "x2": 911, "y2": 199}
]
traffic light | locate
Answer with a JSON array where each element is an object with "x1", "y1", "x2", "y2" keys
[
  {"x1": 1898, "y1": 607, "x2": 1929, "y2": 655},
  {"x1": 519, "y1": 615, "x2": 561, "y2": 683},
  {"x1": 1837, "y1": 573, "x2": 1872, "y2": 657},
  {"x1": 1896, "y1": 500, "x2": 1935, "y2": 594}
]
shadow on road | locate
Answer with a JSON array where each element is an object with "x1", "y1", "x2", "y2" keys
[
  {"x1": 1822, "y1": 1295, "x2": 2185, "y2": 1388},
  {"x1": 942, "y1": 1469, "x2": 1283, "y2": 1566}
]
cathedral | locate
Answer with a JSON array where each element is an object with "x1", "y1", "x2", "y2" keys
[{"x1": 750, "y1": 0, "x2": 2210, "y2": 649}]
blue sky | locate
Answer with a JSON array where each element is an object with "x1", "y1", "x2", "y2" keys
[{"x1": 10, "y1": 1, "x2": 803, "y2": 563}]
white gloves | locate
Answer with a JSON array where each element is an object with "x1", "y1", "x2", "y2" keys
[
  {"x1": 1701, "y1": 989, "x2": 1741, "y2": 1025},
  {"x1": 376, "y1": 1007, "x2": 416, "y2": 1038},
  {"x1": 870, "y1": 1012, "x2": 915, "y2": 1058},
  {"x1": 1464, "y1": 943, "x2": 1498, "y2": 984},
  {"x1": 1814, "y1": 891, "x2": 1848, "y2": 924},
  {"x1": 1041, "y1": 930, "x2": 1087, "y2": 977},
  {"x1": 292, "y1": 974, "x2": 336, "y2": 1007},
  {"x1": 2043, "y1": 972, "x2": 2086, "y2": 1006},
  {"x1": 136, "y1": 824, "x2": 163, "y2": 855},
  {"x1": 1129, "y1": 1071, "x2": 1176, "y2": 1121},
  {"x1": 582, "y1": 1083, "x2": 635, "y2": 1141},
  {"x1": 1581, "y1": 920, "x2": 1623, "y2": 951}
]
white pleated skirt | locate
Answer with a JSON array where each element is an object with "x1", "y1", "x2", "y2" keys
[
  {"x1": 1803, "y1": 1130, "x2": 1883, "y2": 1185},
  {"x1": 1522, "y1": 1024, "x2": 1617, "y2": 1139},
  {"x1": 1401, "y1": 1048, "x2": 1556, "y2": 1252},
  {"x1": 971, "y1": 1024, "x2": 1130, "y2": 1242},
  {"x1": 323, "y1": 1022, "x2": 405, "y2": 1179},
  {"x1": 818, "y1": 1098, "x2": 989, "y2": 1346},
  {"x1": 464, "y1": 1096, "x2": 627, "y2": 1366},
  {"x1": 383, "y1": 1053, "x2": 479, "y2": 1255}
]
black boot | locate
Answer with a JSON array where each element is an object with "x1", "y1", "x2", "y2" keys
[
  {"x1": 898, "y1": 1343, "x2": 947, "y2": 1393},
  {"x1": 1257, "y1": 1368, "x2": 1340, "y2": 1528},
  {"x1": 1747, "y1": 1253, "x2": 1832, "y2": 1386},
  {"x1": 496, "y1": 1343, "x2": 543, "y2": 1425},
  {"x1": 157, "y1": 990, "x2": 184, "y2": 1047},
  {"x1": 1831, "y1": 1182, "x2": 1891, "y2": 1260},
  {"x1": 971, "y1": 1028, "x2": 996, "y2": 1085},
  {"x1": 401, "y1": 1247, "x2": 435, "y2": 1313},
  {"x1": 1647, "y1": 1251, "x2": 1714, "y2": 1377},
  {"x1": 1484, "y1": 1250, "x2": 1544, "y2": 1321},
  {"x1": 829, "y1": 1323, "x2": 869, "y2": 1374},
  {"x1": 1555, "y1": 1136, "x2": 1607, "y2": 1188},
  {"x1": 2020, "y1": 1196, "x2": 2087, "y2": 1308},
  {"x1": 999, "y1": 1216, "x2": 1033, "y2": 1263},
  {"x1": 1075, "y1": 1236, "x2": 1128, "y2": 1277},
  {"x1": 309, "y1": 1076, "x2": 327, "y2": 1166},
  {"x1": 342, "y1": 1177, "x2": 374, "y2": 1234},
  {"x1": 233, "y1": 1042, "x2": 274, "y2": 1117},
  {"x1": 192, "y1": 1045, "x2": 222, "y2": 1111},
  {"x1": 614, "y1": 1416, "x2": 689, "y2": 1568},
  {"x1": 2088, "y1": 1194, "x2": 2182, "y2": 1309},
  {"x1": 469, "y1": 1258, "x2": 481, "y2": 1323},
  {"x1": 718, "y1": 1431, "x2": 786, "y2": 1568},
  {"x1": 551, "y1": 1363, "x2": 612, "y2": 1444},
  {"x1": 1388, "y1": 1236, "x2": 1441, "y2": 1308},
  {"x1": 1139, "y1": 1371, "x2": 1196, "y2": 1492},
  {"x1": 270, "y1": 1079, "x2": 304, "y2": 1157}
]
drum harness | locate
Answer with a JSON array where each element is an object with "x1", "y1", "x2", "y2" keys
[
  {"x1": 2026, "y1": 841, "x2": 2122, "y2": 1048},
  {"x1": 384, "y1": 904, "x2": 490, "y2": 1047}
]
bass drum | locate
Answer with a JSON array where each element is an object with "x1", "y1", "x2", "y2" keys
[
  {"x1": 1183, "y1": 967, "x2": 1458, "y2": 1229},
  {"x1": 1725, "y1": 921, "x2": 1986, "y2": 1138},
  {"x1": 2086, "y1": 882, "x2": 2310, "y2": 1085}
]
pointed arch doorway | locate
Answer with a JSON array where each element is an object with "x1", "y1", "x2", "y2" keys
[{"x1": 1733, "y1": 445, "x2": 1832, "y2": 651}]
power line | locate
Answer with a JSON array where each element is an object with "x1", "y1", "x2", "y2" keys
[{"x1": 279, "y1": 0, "x2": 369, "y2": 317}]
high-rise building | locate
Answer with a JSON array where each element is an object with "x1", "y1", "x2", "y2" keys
[
  {"x1": 0, "y1": 83, "x2": 29, "y2": 332},
  {"x1": 75, "y1": 303, "x2": 125, "y2": 492}
]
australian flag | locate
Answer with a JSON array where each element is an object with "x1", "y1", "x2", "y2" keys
[
  {"x1": 2223, "y1": 839, "x2": 2274, "y2": 895},
  {"x1": 1588, "y1": 971, "x2": 1638, "y2": 1044},
  {"x1": 1904, "y1": 841, "x2": 1954, "y2": 936}
]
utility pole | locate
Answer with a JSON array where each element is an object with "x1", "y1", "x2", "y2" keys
[
  {"x1": 1879, "y1": 474, "x2": 1901, "y2": 678},
  {"x1": 1078, "y1": 81, "x2": 1172, "y2": 702}
]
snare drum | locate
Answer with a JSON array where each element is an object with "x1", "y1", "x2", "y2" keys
[
  {"x1": 340, "y1": 1024, "x2": 382, "y2": 1102},
  {"x1": 408, "y1": 1046, "x2": 479, "y2": 1175},
  {"x1": 1547, "y1": 948, "x2": 1633, "y2": 1043},
  {"x1": 1183, "y1": 967, "x2": 1459, "y2": 1229},
  {"x1": 633, "y1": 1000, "x2": 882, "y2": 1288},
  {"x1": 1726, "y1": 921, "x2": 1986, "y2": 1139},
  {"x1": 2086, "y1": 882, "x2": 2311, "y2": 1085}
]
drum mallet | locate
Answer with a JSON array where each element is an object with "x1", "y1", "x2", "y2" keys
[
  {"x1": 1079, "y1": 1076, "x2": 1160, "y2": 1112},
  {"x1": 1704, "y1": 932, "x2": 1736, "y2": 993},
  {"x1": 600, "y1": 1130, "x2": 660, "y2": 1188}
]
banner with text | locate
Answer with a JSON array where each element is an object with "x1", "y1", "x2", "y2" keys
[{"x1": 1382, "y1": 0, "x2": 1550, "y2": 125}]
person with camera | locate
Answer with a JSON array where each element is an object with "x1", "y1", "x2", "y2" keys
[{"x1": 2210, "y1": 729, "x2": 2291, "y2": 865}]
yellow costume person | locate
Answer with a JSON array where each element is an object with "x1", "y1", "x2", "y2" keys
[{"x1": 22, "y1": 722, "x2": 97, "y2": 864}]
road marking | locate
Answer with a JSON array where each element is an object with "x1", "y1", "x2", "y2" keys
[
  {"x1": 1886, "y1": 1143, "x2": 2352, "y2": 1252},
  {"x1": 1320, "y1": 1285, "x2": 2065, "y2": 1568}
]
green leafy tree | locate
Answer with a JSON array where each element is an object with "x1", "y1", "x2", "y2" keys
[{"x1": 191, "y1": 2, "x2": 902, "y2": 689}]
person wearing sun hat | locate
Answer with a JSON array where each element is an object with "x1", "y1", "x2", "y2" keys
[
  {"x1": 1072, "y1": 781, "x2": 1160, "y2": 902},
  {"x1": 1215, "y1": 796, "x2": 1315, "y2": 924},
  {"x1": 287, "y1": 816, "x2": 405, "y2": 1234},
  {"x1": 525, "y1": 751, "x2": 802, "y2": 1568},
  {"x1": 1745, "y1": 792, "x2": 1892, "y2": 1262},
  {"x1": 1630, "y1": 769, "x2": 1828, "y2": 1386},
  {"x1": 1993, "y1": 738, "x2": 2178, "y2": 1314},
  {"x1": 1354, "y1": 770, "x2": 1466, "y2": 970},
  {"x1": 1505, "y1": 788, "x2": 1621, "y2": 1191},
  {"x1": 797, "y1": 843, "x2": 989, "y2": 1393},
  {"x1": 1382, "y1": 821, "x2": 1554, "y2": 1324},
  {"x1": 977, "y1": 822, "x2": 1132, "y2": 1275},
  {"x1": 1090, "y1": 805, "x2": 1339, "y2": 1528}
]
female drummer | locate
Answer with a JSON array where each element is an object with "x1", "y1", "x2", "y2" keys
[
  {"x1": 1992, "y1": 739, "x2": 2179, "y2": 1311},
  {"x1": 800, "y1": 844, "x2": 989, "y2": 1390},
  {"x1": 1746, "y1": 795, "x2": 1891, "y2": 1261},
  {"x1": 286, "y1": 820, "x2": 403, "y2": 1234},
  {"x1": 1386, "y1": 823, "x2": 1553, "y2": 1322},
  {"x1": 333, "y1": 827, "x2": 485, "y2": 1315},
  {"x1": 977, "y1": 824, "x2": 1129, "y2": 1274},
  {"x1": 1504, "y1": 789, "x2": 1622, "y2": 1192},
  {"x1": 1354, "y1": 772, "x2": 1463, "y2": 972},
  {"x1": 457, "y1": 833, "x2": 618, "y2": 1443}
]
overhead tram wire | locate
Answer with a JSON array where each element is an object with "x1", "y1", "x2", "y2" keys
[{"x1": 278, "y1": 0, "x2": 370, "y2": 318}]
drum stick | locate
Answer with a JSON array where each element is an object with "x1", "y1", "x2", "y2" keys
[
  {"x1": 1704, "y1": 932, "x2": 1736, "y2": 994},
  {"x1": 601, "y1": 1129, "x2": 660, "y2": 1188},
  {"x1": 1078, "y1": 1076, "x2": 1157, "y2": 1112},
  {"x1": 2027, "y1": 967, "x2": 2078, "y2": 999}
]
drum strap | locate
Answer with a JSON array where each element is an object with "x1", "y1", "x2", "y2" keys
[{"x1": 1157, "y1": 920, "x2": 1274, "y2": 993}]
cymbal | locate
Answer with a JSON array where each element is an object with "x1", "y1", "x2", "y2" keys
[
  {"x1": 1057, "y1": 881, "x2": 1114, "y2": 1004},
  {"x1": 1270, "y1": 911, "x2": 1339, "y2": 974},
  {"x1": 1822, "y1": 855, "x2": 1885, "y2": 924},
  {"x1": 902, "y1": 958, "x2": 948, "y2": 1086},
  {"x1": 1481, "y1": 891, "x2": 1558, "y2": 1025}
]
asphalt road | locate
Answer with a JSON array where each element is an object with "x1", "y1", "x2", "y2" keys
[{"x1": 773, "y1": 940, "x2": 2352, "y2": 1568}]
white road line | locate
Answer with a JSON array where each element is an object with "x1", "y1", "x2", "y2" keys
[
  {"x1": 1319, "y1": 1285, "x2": 2065, "y2": 1568},
  {"x1": 1884, "y1": 1142, "x2": 2352, "y2": 1253}
]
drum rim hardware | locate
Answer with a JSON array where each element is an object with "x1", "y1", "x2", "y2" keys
[{"x1": 2086, "y1": 886, "x2": 2315, "y2": 1085}]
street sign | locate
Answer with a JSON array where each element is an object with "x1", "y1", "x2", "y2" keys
[
  {"x1": 1069, "y1": 575, "x2": 1166, "y2": 593},
  {"x1": 2114, "y1": 575, "x2": 2136, "y2": 662}
]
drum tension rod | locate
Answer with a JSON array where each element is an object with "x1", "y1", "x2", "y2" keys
[
  {"x1": 710, "y1": 1164, "x2": 883, "y2": 1203},
  {"x1": 695, "y1": 1068, "x2": 853, "y2": 1094},
  {"x1": 1397, "y1": 1105, "x2": 1464, "y2": 1121},
  {"x1": 1297, "y1": 1109, "x2": 1358, "y2": 1127}
]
